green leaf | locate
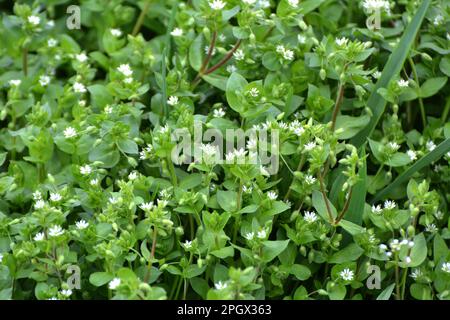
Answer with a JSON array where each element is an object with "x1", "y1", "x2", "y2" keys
[
  {"x1": 328, "y1": 243, "x2": 364, "y2": 263},
  {"x1": 351, "y1": 0, "x2": 431, "y2": 148},
  {"x1": 226, "y1": 72, "x2": 248, "y2": 113},
  {"x1": 312, "y1": 190, "x2": 337, "y2": 221},
  {"x1": 189, "y1": 34, "x2": 203, "y2": 72},
  {"x1": 335, "y1": 115, "x2": 370, "y2": 139},
  {"x1": 216, "y1": 190, "x2": 238, "y2": 212},
  {"x1": 291, "y1": 264, "x2": 311, "y2": 281},
  {"x1": 433, "y1": 233, "x2": 448, "y2": 264},
  {"x1": 89, "y1": 272, "x2": 114, "y2": 287},
  {"x1": 399, "y1": 233, "x2": 427, "y2": 268},
  {"x1": 372, "y1": 137, "x2": 450, "y2": 203},
  {"x1": 376, "y1": 283, "x2": 396, "y2": 300},
  {"x1": 410, "y1": 283, "x2": 432, "y2": 300},
  {"x1": 338, "y1": 220, "x2": 365, "y2": 236},
  {"x1": 261, "y1": 240, "x2": 290, "y2": 263},
  {"x1": 210, "y1": 246, "x2": 234, "y2": 259}
]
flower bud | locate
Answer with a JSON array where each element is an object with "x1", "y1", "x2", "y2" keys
[{"x1": 319, "y1": 68, "x2": 326, "y2": 80}]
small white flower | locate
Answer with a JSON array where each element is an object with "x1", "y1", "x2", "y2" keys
[
  {"x1": 34, "y1": 200, "x2": 45, "y2": 209},
  {"x1": 213, "y1": 108, "x2": 225, "y2": 118},
  {"x1": 426, "y1": 140, "x2": 436, "y2": 151},
  {"x1": 60, "y1": 289, "x2": 72, "y2": 297},
  {"x1": 0, "y1": 253, "x2": 2, "y2": 263},
  {"x1": 233, "y1": 49, "x2": 245, "y2": 61},
  {"x1": 50, "y1": 192, "x2": 62, "y2": 202},
  {"x1": 73, "y1": 82, "x2": 86, "y2": 93},
  {"x1": 387, "y1": 142, "x2": 400, "y2": 151},
  {"x1": 287, "y1": 0, "x2": 299, "y2": 8},
  {"x1": 214, "y1": 281, "x2": 227, "y2": 290},
  {"x1": 379, "y1": 244, "x2": 387, "y2": 251},
  {"x1": 362, "y1": 0, "x2": 390, "y2": 13},
  {"x1": 298, "y1": 35, "x2": 306, "y2": 44},
  {"x1": 248, "y1": 88, "x2": 259, "y2": 97},
  {"x1": 183, "y1": 240, "x2": 193, "y2": 249},
  {"x1": 140, "y1": 202, "x2": 154, "y2": 211},
  {"x1": 407, "y1": 150, "x2": 417, "y2": 161},
  {"x1": 128, "y1": 171, "x2": 138, "y2": 180},
  {"x1": 434, "y1": 210, "x2": 444, "y2": 220},
  {"x1": 48, "y1": 225, "x2": 64, "y2": 237},
  {"x1": 47, "y1": 38, "x2": 58, "y2": 47},
  {"x1": 242, "y1": 185, "x2": 253, "y2": 194},
  {"x1": 158, "y1": 199, "x2": 169, "y2": 208},
  {"x1": 80, "y1": 165, "x2": 92, "y2": 175},
  {"x1": 76, "y1": 220, "x2": 89, "y2": 230},
  {"x1": 408, "y1": 241, "x2": 415, "y2": 248},
  {"x1": 33, "y1": 191, "x2": 42, "y2": 200},
  {"x1": 110, "y1": 28, "x2": 122, "y2": 37},
  {"x1": 305, "y1": 175, "x2": 316, "y2": 185},
  {"x1": 246, "y1": 138, "x2": 257, "y2": 150},
  {"x1": 27, "y1": 15, "x2": 40, "y2": 26},
  {"x1": 383, "y1": 200, "x2": 396, "y2": 210},
  {"x1": 371, "y1": 204, "x2": 383, "y2": 214},
  {"x1": 109, "y1": 197, "x2": 119, "y2": 204},
  {"x1": 9, "y1": 79, "x2": 21, "y2": 86},
  {"x1": 282, "y1": 49, "x2": 294, "y2": 61},
  {"x1": 410, "y1": 269, "x2": 422, "y2": 279},
  {"x1": 372, "y1": 71, "x2": 381, "y2": 79},
  {"x1": 167, "y1": 96, "x2": 179, "y2": 106},
  {"x1": 46, "y1": 20, "x2": 55, "y2": 28},
  {"x1": 433, "y1": 14, "x2": 444, "y2": 26},
  {"x1": 117, "y1": 64, "x2": 133, "y2": 77},
  {"x1": 304, "y1": 211, "x2": 318, "y2": 223},
  {"x1": 386, "y1": 251, "x2": 393, "y2": 257},
  {"x1": 109, "y1": 278, "x2": 121, "y2": 290},
  {"x1": 267, "y1": 191, "x2": 278, "y2": 201},
  {"x1": 159, "y1": 124, "x2": 170, "y2": 134},
  {"x1": 244, "y1": 232, "x2": 255, "y2": 240},
  {"x1": 242, "y1": 0, "x2": 257, "y2": 5},
  {"x1": 64, "y1": 127, "x2": 77, "y2": 139},
  {"x1": 441, "y1": 262, "x2": 450, "y2": 273},
  {"x1": 170, "y1": 28, "x2": 183, "y2": 37},
  {"x1": 75, "y1": 53, "x2": 88, "y2": 63},
  {"x1": 335, "y1": 37, "x2": 348, "y2": 47},
  {"x1": 257, "y1": 229, "x2": 267, "y2": 239},
  {"x1": 339, "y1": 268, "x2": 354, "y2": 281},
  {"x1": 404, "y1": 256, "x2": 412, "y2": 264},
  {"x1": 209, "y1": 0, "x2": 226, "y2": 10},
  {"x1": 425, "y1": 223, "x2": 437, "y2": 233},
  {"x1": 304, "y1": 142, "x2": 316, "y2": 151},
  {"x1": 39, "y1": 75, "x2": 51, "y2": 86},
  {"x1": 397, "y1": 79, "x2": 409, "y2": 87},
  {"x1": 123, "y1": 77, "x2": 133, "y2": 84},
  {"x1": 34, "y1": 232, "x2": 45, "y2": 241},
  {"x1": 226, "y1": 64, "x2": 237, "y2": 73}
]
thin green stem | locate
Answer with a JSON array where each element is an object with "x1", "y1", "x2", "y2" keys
[
  {"x1": 22, "y1": 46, "x2": 28, "y2": 76},
  {"x1": 441, "y1": 97, "x2": 450, "y2": 125},
  {"x1": 132, "y1": 0, "x2": 152, "y2": 36},
  {"x1": 400, "y1": 266, "x2": 408, "y2": 300}
]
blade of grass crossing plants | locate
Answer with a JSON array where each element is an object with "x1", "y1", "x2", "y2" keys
[
  {"x1": 372, "y1": 137, "x2": 450, "y2": 203},
  {"x1": 351, "y1": 0, "x2": 431, "y2": 149},
  {"x1": 342, "y1": 149, "x2": 366, "y2": 245}
]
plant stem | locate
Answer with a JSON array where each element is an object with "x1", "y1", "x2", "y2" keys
[
  {"x1": 193, "y1": 31, "x2": 217, "y2": 83},
  {"x1": 400, "y1": 266, "x2": 408, "y2": 300},
  {"x1": 334, "y1": 187, "x2": 353, "y2": 224},
  {"x1": 132, "y1": 0, "x2": 152, "y2": 36},
  {"x1": 441, "y1": 97, "x2": 450, "y2": 125},
  {"x1": 331, "y1": 80, "x2": 345, "y2": 131},
  {"x1": 232, "y1": 180, "x2": 243, "y2": 244},
  {"x1": 408, "y1": 57, "x2": 426, "y2": 128},
  {"x1": 395, "y1": 256, "x2": 400, "y2": 300}
]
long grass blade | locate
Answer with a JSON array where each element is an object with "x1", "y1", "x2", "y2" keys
[{"x1": 372, "y1": 137, "x2": 450, "y2": 203}]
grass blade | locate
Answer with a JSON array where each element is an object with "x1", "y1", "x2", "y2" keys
[
  {"x1": 377, "y1": 283, "x2": 396, "y2": 300},
  {"x1": 351, "y1": 0, "x2": 431, "y2": 148},
  {"x1": 372, "y1": 137, "x2": 450, "y2": 203}
]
